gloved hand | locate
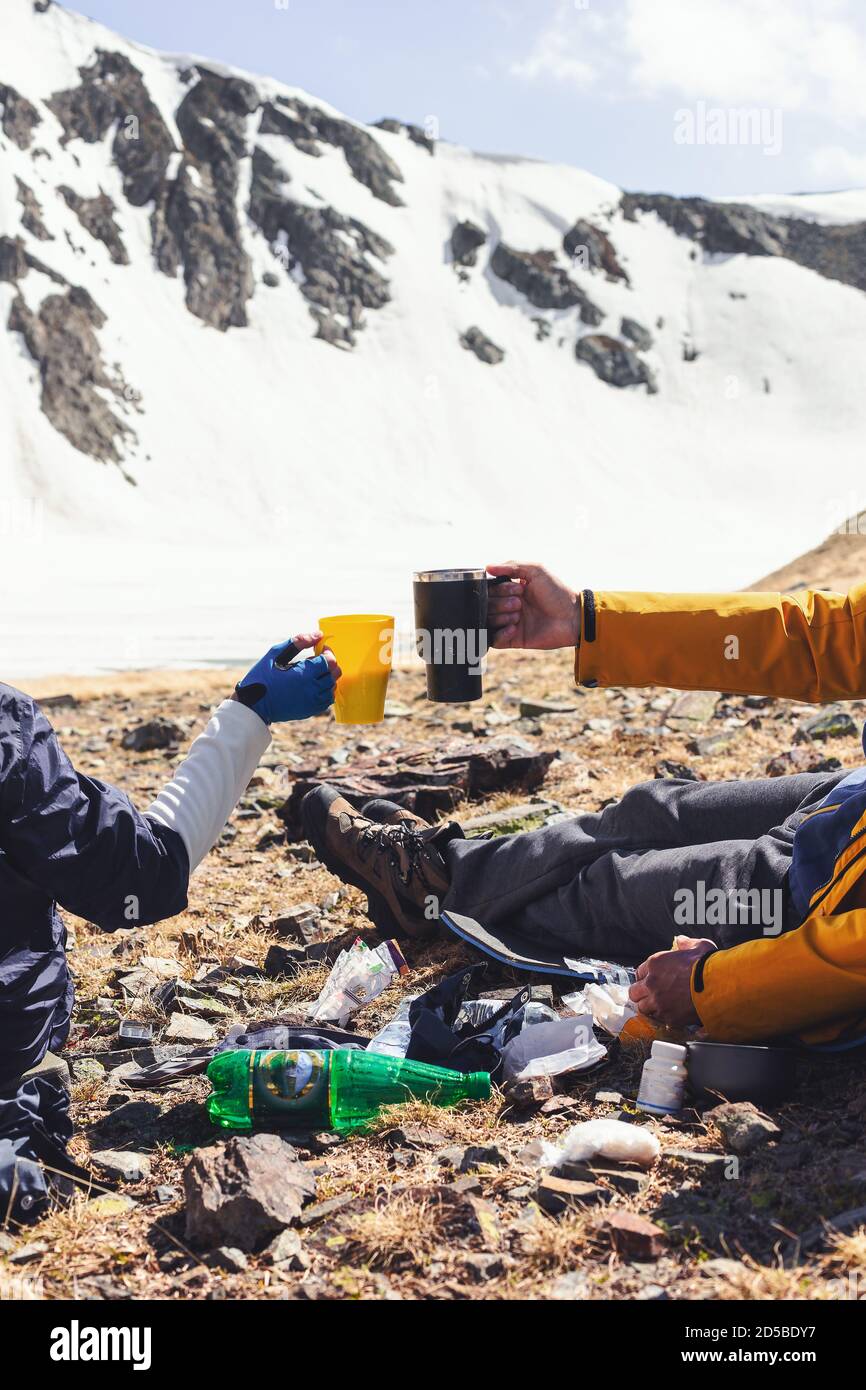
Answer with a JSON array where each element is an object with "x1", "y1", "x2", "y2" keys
[{"x1": 234, "y1": 631, "x2": 341, "y2": 725}]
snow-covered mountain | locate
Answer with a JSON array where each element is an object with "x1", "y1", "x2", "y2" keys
[{"x1": 2, "y1": 0, "x2": 866, "y2": 676}]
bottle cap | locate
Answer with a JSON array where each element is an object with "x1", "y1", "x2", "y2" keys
[
  {"x1": 651, "y1": 1040, "x2": 687, "y2": 1063},
  {"x1": 467, "y1": 1072, "x2": 492, "y2": 1100}
]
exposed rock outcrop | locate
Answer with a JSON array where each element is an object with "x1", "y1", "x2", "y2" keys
[
  {"x1": 59, "y1": 186, "x2": 129, "y2": 264},
  {"x1": 491, "y1": 243, "x2": 603, "y2": 324},
  {"x1": 47, "y1": 51, "x2": 175, "y2": 206},
  {"x1": 621, "y1": 191, "x2": 866, "y2": 294},
  {"x1": 151, "y1": 69, "x2": 257, "y2": 331},
  {"x1": 260, "y1": 98, "x2": 404, "y2": 205},
  {"x1": 15, "y1": 177, "x2": 53, "y2": 241},
  {"x1": 576, "y1": 334, "x2": 657, "y2": 393},
  {"x1": 0, "y1": 82, "x2": 41, "y2": 150},
  {"x1": 7, "y1": 285, "x2": 136, "y2": 462},
  {"x1": 0, "y1": 234, "x2": 66, "y2": 285},
  {"x1": 563, "y1": 219, "x2": 629, "y2": 283},
  {"x1": 248, "y1": 145, "x2": 392, "y2": 347},
  {"x1": 0, "y1": 235, "x2": 31, "y2": 283},
  {"x1": 451, "y1": 219, "x2": 487, "y2": 267},
  {"x1": 620, "y1": 315, "x2": 653, "y2": 351},
  {"x1": 460, "y1": 326, "x2": 504, "y2": 364},
  {"x1": 373, "y1": 117, "x2": 435, "y2": 155}
]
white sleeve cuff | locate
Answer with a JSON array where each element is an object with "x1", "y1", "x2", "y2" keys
[{"x1": 145, "y1": 698, "x2": 272, "y2": 872}]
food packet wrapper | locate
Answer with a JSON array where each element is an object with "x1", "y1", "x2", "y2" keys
[
  {"x1": 571, "y1": 982, "x2": 660, "y2": 1044},
  {"x1": 308, "y1": 937, "x2": 408, "y2": 1027}
]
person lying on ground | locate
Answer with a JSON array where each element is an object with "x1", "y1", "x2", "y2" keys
[
  {"x1": 0, "y1": 634, "x2": 339, "y2": 1221},
  {"x1": 302, "y1": 565, "x2": 866, "y2": 1049}
]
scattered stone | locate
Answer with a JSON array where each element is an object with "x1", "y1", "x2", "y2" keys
[
  {"x1": 460, "y1": 325, "x2": 505, "y2": 365},
  {"x1": 665, "y1": 1147, "x2": 729, "y2": 1173},
  {"x1": 535, "y1": 1176, "x2": 611, "y2": 1215},
  {"x1": 71, "y1": 1057, "x2": 107, "y2": 1086},
  {"x1": 155, "y1": 1185, "x2": 181, "y2": 1204},
  {"x1": 635, "y1": 1282, "x2": 668, "y2": 1300},
  {"x1": 705, "y1": 1102, "x2": 780, "y2": 1155},
  {"x1": 765, "y1": 748, "x2": 842, "y2": 777},
  {"x1": 503, "y1": 1074, "x2": 555, "y2": 1109},
  {"x1": 164, "y1": 1013, "x2": 216, "y2": 1043},
  {"x1": 383, "y1": 700, "x2": 413, "y2": 717},
  {"x1": 121, "y1": 718, "x2": 184, "y2": 751},
  {"x1": 550, "y1": 1269, "x2": 592, "y2": 1299},
  {"x1": 794, "y1": 709, "x2": 859, "y2": 743},
  {"x1": 8, "y1": 1242, "x2": 49, "y2": 1265},
  {"x1": 519, "y1": 698, "x2": 578, "y2": 718},
  {"x1": 279, "y1": 737, "x2": 557, "y2": 838},
  {"x1": 89, "y1": 1149, "x2": 151, "y2": 1183},
  {"x1": 594, "y1": 1211, "x2": 667, "y2": 1259},
  {"x1": 666, "y1": 690, "x2": 720, "y2": 729},
  {"x1": 23, "y1": 1050, "x2": 70, "y2": 1090},
  {"x1": 655, "y1": 759, "x2": 704, "y2": 781},
  {"x1": 539, "y1": 1095, "x2": 580, "y2": 1117},
  {"x1": 556, "y1": 1162, "x2": 647, "y2": 1196},
  {"x1": 206, "y1": 1246, "x2": 249, "y2": 1273},
  {"x1": 688, "y1": 732, "x2": 738, "y2": 757},
  {"x1": 269, "y1": 903, "x2": 322, "y2": 942},
  {"x1": 261, "y1": 1228, "x2": 310, "y2": 1270},
  {"x1": 383, "y1": 1123, "x2": 449, "y2": 1151},
  {"x1": 298, "y1": 1192, "x2": 356, "y2": 1227},
  {"x1": 462, "y1": 800, "x2": 561, "y2": 834},
  {"x1": 437, "y1": 1144, "x2": 509, "y2": 1173},
  {"x1": 576, "y1": 334, "x2": 658, "y2": 392},
  {"x1": 699, "y1": 1257, "x2": 745, "y2": 1279},
  {"x1": 86, "y1": 1193, "x2": 137, "y2": 1217},
  {"x1": 594, "y1": 1090, "x2": 623, "y2": 1106},
  {"x1": 446, "y1": 1174, "x2": 483, "y2": 1196},
  {"x1": 461, "y1": 1252, "x2": 506, "y2": 1282},
  {"x1": 183, "y1": 1134, "x2": 317, "y2": 1251}
]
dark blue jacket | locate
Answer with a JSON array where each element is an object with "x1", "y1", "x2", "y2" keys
[{"x1": 0, "y1": 683, "x2": 189, "y2": 1218}]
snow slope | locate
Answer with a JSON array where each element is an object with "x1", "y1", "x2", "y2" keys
[{"x1": 2, "y1": 0, "x2": 866, "y2": 678}]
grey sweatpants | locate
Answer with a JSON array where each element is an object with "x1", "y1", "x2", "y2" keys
[{"x1": 442, "y1": 772, "x2": 846, "y2": 966}]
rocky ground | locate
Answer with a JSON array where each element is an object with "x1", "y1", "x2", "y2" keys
[{"x1": 4, "y1": 649, "x2": 866, "y2": 1302}]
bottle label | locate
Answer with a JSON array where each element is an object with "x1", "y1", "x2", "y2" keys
[{"x1": 250, "y1": 1050, "x2": 329, "y2": 1122}]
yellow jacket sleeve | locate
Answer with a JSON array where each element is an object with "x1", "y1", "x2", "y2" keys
[
  {"x1": 576, "y1": 585, "x2": 866, "y2": 702},
  {"x1": 691, "y1": 911, "x2": 866, "y2": 1044}
]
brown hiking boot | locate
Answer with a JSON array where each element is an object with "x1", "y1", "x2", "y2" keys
[
  {"x1": 302, "y1": 785, "x2": 455, "y2": 938},
  {"x1": 362, "y1": 797, "x2": 430, "y2": 830}
]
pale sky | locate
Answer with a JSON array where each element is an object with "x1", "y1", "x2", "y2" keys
[{"x1": 73, "y1": 0, "x2": 866, "y2": 197}]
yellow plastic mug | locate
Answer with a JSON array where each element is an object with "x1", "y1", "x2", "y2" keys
[{"x1": 316, "y1": 614, "x2": 395, "y2": 725}]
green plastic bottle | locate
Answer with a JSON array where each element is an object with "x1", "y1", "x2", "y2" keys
[{"x1": 206, "y1": 1048, "x2": 490, "y2": 1134}]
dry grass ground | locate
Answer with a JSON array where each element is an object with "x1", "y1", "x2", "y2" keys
[{"x1": 4, "y1": 647, "x2": 866, "y2": 1301}]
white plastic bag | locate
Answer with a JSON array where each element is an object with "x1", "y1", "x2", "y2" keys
[
  {"x1": 541, "y1": 1118, "x2": 661, "y2": 1169},
  {"x1": 501, "y1": 1014, "x2": 606, "y2": 1081}
]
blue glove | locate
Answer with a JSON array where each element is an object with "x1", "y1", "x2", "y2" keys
[{"x1": 235, "y1": 640, "x2": 336, "y2": 724}]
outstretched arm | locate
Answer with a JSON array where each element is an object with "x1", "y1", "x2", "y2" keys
[{"x1": 487, "y1": 562, "x2": 866, "y2": 703}]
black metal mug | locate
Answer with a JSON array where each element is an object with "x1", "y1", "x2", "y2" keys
[{"x1": 412, "y1": 568, "x2": 506, "y2": 703}]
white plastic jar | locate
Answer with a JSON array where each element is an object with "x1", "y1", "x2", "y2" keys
[{"x1": 636, "y1": 1040, "x2": 688, "y2": 1116}]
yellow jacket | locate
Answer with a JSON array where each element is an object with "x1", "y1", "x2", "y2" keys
[{"x1": 575, "y1": 584, "x2": 866, "y2": 1044}]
